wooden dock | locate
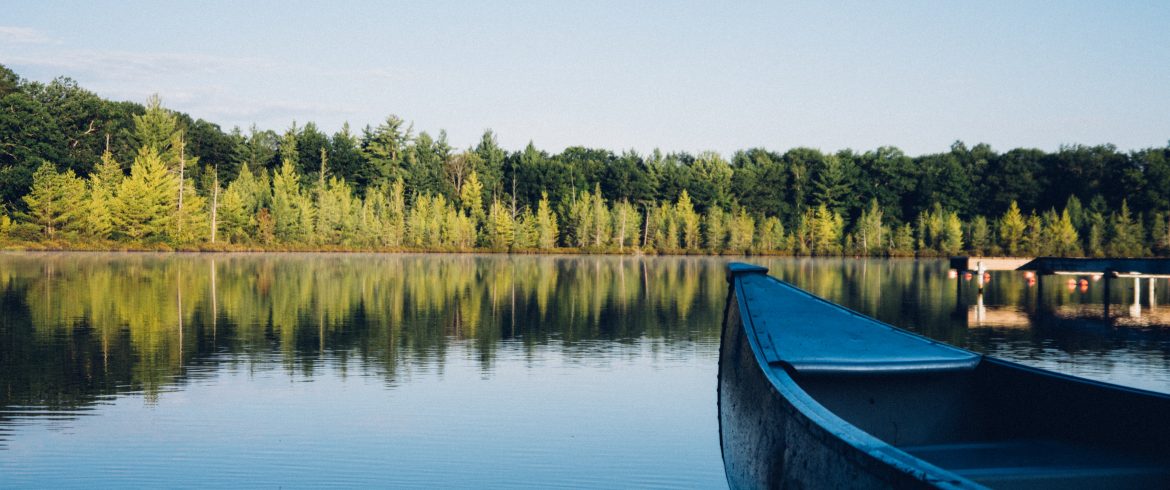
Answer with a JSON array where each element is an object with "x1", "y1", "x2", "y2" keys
[{"x1": 951, "y1": 256, "x2": 1170, "y2": 278}]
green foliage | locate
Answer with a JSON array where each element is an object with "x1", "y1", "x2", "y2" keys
[
  {"x1": 485, "y1": 198, "x2": 515, "y2": 249},
  {"x1": 808, "y1": 204, "x2": 844, "y2": 255},
  {"x1": 968, "y1": 216, "x2": 990, "y2": 256},
  {"x1": 4, "y1": 68, "x2": 1170, "y2": 257},
  {"x1": 758, "y1": 217, "x2": 785, "y2": 252},
  {"x1": 460, "y1": 170, "x2": 485, "y2": 225},
  {"x1": 113, "y1": 147, "x2": 176, "y2": 241},
  {"x1": 676, "y1": 190, "x2": 701, "y2": 250},
  {"x1": 1047, "y1": 209, "x2": 1081, "y2": 257},
  {"x1": 939, "y1": 212, "x2": 963, "y2": 255},
  {"x1": 727, "y1": 208, "x2": 755, "y2": 253},
  {"x1": 704, "y1": 206, "x2": 727, "y2": 251},
  {"x1": 1108, "y1": 200, "x2": 1144, "y2": 257},
  {"x1": 20, "y1": 161, "x2": 86, "y2": 238},
  {"x1": 534, "y1": 192, "x2": 558, "y2": 249},
  {"x1": 610, "y1": 199, "x2": 641, "y2": 251},
  {"x1": 998, "y1": 201, "x2": 1026, "y2": 255},
  {"x1": 271, "y1": 158, "x2": 311, "y2": 243},
  {"x1": 855, "y1": 199, "x2": 883, "y2": 256}
]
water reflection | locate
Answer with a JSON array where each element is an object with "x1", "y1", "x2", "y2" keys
[
  {"x1": 0, "y1": 253, "x2": 727, "y2": 444},
  {"x1": 3, "y1": 254, "x2": 1170, "y2": 486}
]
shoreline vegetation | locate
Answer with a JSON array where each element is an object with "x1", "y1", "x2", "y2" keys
[{"x1": 1, "y1": 65, "x2": 1168, "y2": 258}]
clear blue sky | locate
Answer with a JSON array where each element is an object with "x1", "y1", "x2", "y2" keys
[{"x1": 2, "y1": 1, "x2": 1168, "y2": 156}]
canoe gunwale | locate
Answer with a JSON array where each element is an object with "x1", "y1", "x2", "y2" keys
[{"x1": 720, "y1": 263, "x2": 982, "y2": 489}]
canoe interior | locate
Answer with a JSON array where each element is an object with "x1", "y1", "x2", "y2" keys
[
  {"x1": 720, "y1": 264, "x2": 1170, "y2": 489},
  {"x1": 795, "y1": 364, "x2": 1170, "y2": 488}
]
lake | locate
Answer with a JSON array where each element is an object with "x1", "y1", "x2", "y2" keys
[{"x1": 2, "y1": 253, "x2": 1169, "y2": 488}]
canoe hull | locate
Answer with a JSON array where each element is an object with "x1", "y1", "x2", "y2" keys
[
  {"x1": 719, "y1": 264, "x2": 1170, "y2": 489},
  {"x1": 718, "y1": 278, "x2": 959, "y2": 489}
]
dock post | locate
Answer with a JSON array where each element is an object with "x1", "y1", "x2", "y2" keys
[
  {"x1": 1103, "y1": 273, "x2": 1110, "y2": 318},
  {"x1": 1130, "y1": 277, "x2": 1142, "y2": 318},
  {"x1": 1152, "y1": 278, "x2": 1158, "y2": 308},
  {"x1": 976, "y1": 261, "x2": 986, "y2": 293}
]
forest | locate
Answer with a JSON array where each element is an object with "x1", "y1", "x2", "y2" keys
[{"x1": 1, "y1": 64, "x2": 1168, "y2": 256}]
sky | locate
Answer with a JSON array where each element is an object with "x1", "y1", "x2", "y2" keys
[{"x1": 1, "y1": 1, "x2": 1168, "y2": 156}]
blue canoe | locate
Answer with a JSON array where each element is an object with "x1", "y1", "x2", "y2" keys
[{"x1": 719, "y1": 263, "x2": 1170, "y2": 489}]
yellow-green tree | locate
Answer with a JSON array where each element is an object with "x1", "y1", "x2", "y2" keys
[
  {"x1": 676, "y1": 190, "x2": 701, "y2": 250},
  {"x1": 86, "y1": 150, "x2": 123, "y2": 240},
  {"x1": 534, "y1": 192, "x2": 558, "y2": 249},
  {"x1": 112, "y1": 147, "x2": 176, "y2": 241},
  {"x1": 998, "y1": 201, "x2": 1026, "y2": 256},
  {"x1": 21, "y1": 162, "x2": 86, "y2": 239},
  {"x1": 485, "y1": 198, "x2": 515, "y2": 249}
]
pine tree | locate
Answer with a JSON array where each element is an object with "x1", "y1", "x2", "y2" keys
[
  {"x1": 20, "y1": 162, "x2": 85, "y2": 239},
  {"x1": 170, "y1": 178, "x2": 209, "y2": 244},
  {"x1": 1048, "y1": 208, "x2": 1081, "y2": 256},
  {"x1": 611, "y1": 199, "x2": 640, "y2": 251},
  {"x1": 1022, "y1": 213, "x2": 1044, "y2": 256},
  {"x1": 112, "y1": 147, "x2": 177, "y2": 241},
  {"x1": 133, "y1": 95, "x2": 180, "y2": 162},
  {"x1": 86, "y1": 150, "x2": 123, "y2": 240},
  {"x1": 759, "y1": 217, "x2": 786, "y2": 252},
  {"x1": 460, "y1": 170, "x2": 485, "y2": 226},
  {"x1": 486, "y1": 198, "x2": 515, "y2": 249},
  {"x1": 589, "y1": 184, "x2": 611, "y2": 248},
  {"x1": 892, "y1": 223, "x2": 915, "y2": 256},
  {"x1": 968, "y1": 216, "x2": 990, "y2": 256},
  {"x1": 856, "y1": 199, "x2": 883, "y2": 256},
  {"x1": 809, "y1": 203, "x2": 843, "y2": 255},
  {"x1": 271, "y1": 158, "x2": 309, "y2": 243},
  {"x1": 1109, "y1": 200, "x2": 1144, "y2": 257},
  {"x1": 676, "y1": 190, "x2": 701, "y2": 250},
  {"x1": 999, "y1": 201, "x2": 1026, "y2": 256},
  {"x1": 939, "y1": 211, "x2": 963, "y2": 255},
  {"x1": 727, "y1": 208, "x2": 756, "y2": 253},
  {"x1": 705, "y1": 206, "x2": 728, "y2": 251},
  {"x1": 217, "y1": 184, "x2": 250, "y2": 243},
  {"x1": 534, "y1": 192, "x2": 559, "y2": 249}
]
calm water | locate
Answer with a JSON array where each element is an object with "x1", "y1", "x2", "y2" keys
[{"x1": 2, "y1": 253, "x2": 1170, "y2": 488}]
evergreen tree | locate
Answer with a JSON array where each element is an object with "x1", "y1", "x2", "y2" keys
[
  {"x1": 759, "y1": 217, "x2": 786, "y2": 252},
  {"x1": 534, "y1": 192, "x2": 559, "y2": 249},
  {"x1": 216, "y1": 184, "x2": 250, "y2": 243},
  {"x1": 460, "y1": 170, "x2": 485, "y2": 226},
  {"x1": 610, "y1": 199, "x2": 640, "y2": 251},
  {"x1": 968, "y1": 216, "x2": 990, "y2": 256},
  {"x1": 133, "y1": 95, "x2": 180, "y2": 162},
  {"x1": 170, "y1": 178, "x2": 209, "y2": 244},
  {"x1": 891, "y1": 223, "x2": 915, "y2": 256},
  {"x1": 676, "y1": 190, "x2": 702, "y2": 250},
  {"x1": 486, "y1": 198, "x2": 515, "y2": 249},
  {"x1": 86, "y1": 149, "x2": 123, "y2": 239},
  {"x1": 1022, "y1": 213, "x2": 1044, "y2": 256},
  {"x1": 704, "y1": 206, "x2": 728, "y2": 251},
  {"x1": 589, "y1": 184, "x2": 611, "y2": 248},
  {"x1": 1086, "y1": 211, "x2": 1107, "y2": 257},
  {"x1": 1048, "y1": 208, "x2": 1081, "y2": 256},
  {"x1": 940, "y1": 211, "x2": 963, "y2": 255},
  {"x1": 112, "y1": 147, "x2": 176, "y2": 241},
  {"x1": 271, "y1": 158, "x2": 310, "y2": 243},
  {"x1": 998, "y1": 201, "x2": 1026, "y2": 255},
  {"x1": 727, "y1": 208, "x2": 756, "y2": 253},
  {"x1": 809, "y1": 203, "x2": 844, "y2": 255},
  {"x1": 1151, "y1": 212, "x2": 1170, "y2": 255},
  {"x1": 1109, "y1": 200, "x2": 1144, "y2": 257},
  {"x1": 856, "y1": 198, "x2": 883, "y2": 256},
  {"x1": 20, "y1": 162, "x2": 85, "y2": 239}
]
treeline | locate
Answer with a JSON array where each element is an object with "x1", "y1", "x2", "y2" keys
[{"x1": 1, "y1": 65, "x2": 1168, "y2": 256}]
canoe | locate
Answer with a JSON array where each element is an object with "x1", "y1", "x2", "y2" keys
[{"x1": 718, "y1": 263, "x2": 1170, "y2": 489}]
